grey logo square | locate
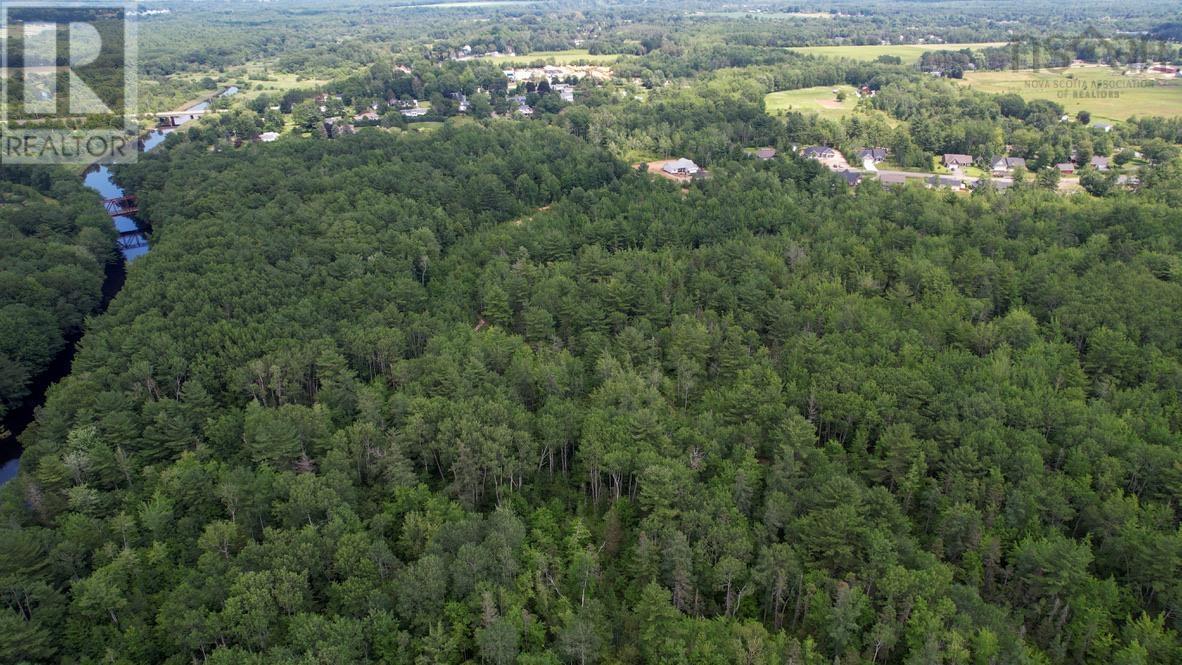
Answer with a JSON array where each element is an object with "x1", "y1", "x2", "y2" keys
[{"x1": 2, "y1": 0, "x2": 138, "y2": 164}]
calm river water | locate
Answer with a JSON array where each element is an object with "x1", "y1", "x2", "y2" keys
[{"x1": 0, "y1": 87, "x2": 239, "y2": 484}]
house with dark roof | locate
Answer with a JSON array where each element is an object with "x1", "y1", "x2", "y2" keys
[
  {"x1": 855, "y1": 147, "x2": 888, "y2": 163},
  {"x1": 878, "y1": 172, "x2": 909, "y2": 188},
  {"x1": 943, "y1": 154, "x2": 974, "y2": 171},
  {"x1": 802, "y1": 146, "x2": 837, "y2": 159},
  {"x1": 838, "y1": 170, "x2": 863, "y2": 187},
  {"x1": 926, "y1": 175, "x2": 964, "y2": 190}
]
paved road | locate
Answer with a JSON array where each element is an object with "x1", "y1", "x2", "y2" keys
[{"x1": 866, "y1": 168, "x2": 1014, "y2": 188}]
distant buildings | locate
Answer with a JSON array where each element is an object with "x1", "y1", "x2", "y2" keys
[
  {"x1": 551, "y1": 83, "x2": 575, "y2": 103},
  {"x1": 1057, "y1": 162, "x2": 1076, "y2": 174},
  {"x1": 448, "y1": 92, "x2": 470, "y2": 112},
  {"x1": 502, "y1": 65, "x2": 611, "y2": 83},
  {"x1": 323, "y1": 118, "x2": 354, "y2": 138},
  {"x1": 400, "y1": 102, "x2": 429, "y2": 117},
  {"x1": 754, "y1": 147, "x2": 777, "y2": 160},
  {"x1": 258, "y1": 131, "x2": 280, "y2": 143},
  {"x1": 1090, "y1": 155, "x2": 1110, "y2": 171}
]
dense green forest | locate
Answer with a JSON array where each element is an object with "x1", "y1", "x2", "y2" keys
[
  {"x1": 4, "y1": 0, "x2": 1182, "y2": 661},
  {"x1": 0, "y1": 169, "x2": 114, "y2": 436},
  {"x1": 2, "y1": 120, "x2": 1181, "y2": 663}
]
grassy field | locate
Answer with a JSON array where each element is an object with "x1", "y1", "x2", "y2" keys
[
  {"x1": 487, "y1": 49, "x2": 619, "y2": 65},
  {"x1": 169, "y1": 67, "x2": 330, "y2": 104},
  {"x1": 406, "y1": 121, "x2": 444, "y2": 132},
  {"x1": 765, "y1": 84, "x2": 860, "y2": 118},
  {"x1": 788, "y1": 42, "x2": 1005, "y2": 65},
  {"x1": 959, "y1": 68, "x2": 1182, "y2": 122}
]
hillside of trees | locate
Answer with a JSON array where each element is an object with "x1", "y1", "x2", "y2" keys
[
  {"x1": 1, "y1": 120, "x2": 1180, "y2": 663},
  {"x1": 0, "y1": 168, "x2": 115, "y2": 437}
]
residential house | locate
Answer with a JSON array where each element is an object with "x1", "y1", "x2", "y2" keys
[
  {"x1": 1092, "y1": 122, "x2": 1113, "y2": 132},
  {"x1": 878, "y1": 172, "x2": 909, "y2": 188},
  {"x1": 551, "y1": 83, "x2": 575, "y2": 103},
  {"x1": 353, "y1": 110, "x2": 381, "y2": 122},
  {"x1": 1090, "y1": 155, "x2": 1109, "y2": 171},
  {"x1": 926, "y1": 175, "x2": 964, "y2": 190},
  {"x1": 838, "y1": 170, "x2": 863, "y2": 187},
  {"x1": 855, "y1": 147, "x2": 888, "y2": 164},
  {"x1": 802, "y1": 146, "x2": 837, "y2": 159},
  {"x1": 448, "y1": 92, "x2": 470, "y2": 112},
  {"x1": 754, "y1": 147, "x2": 777, "y2": 161},
  {"x1": 990, "y1": 156, "x2": 1026, "y2": 176},
  {"x1": 258, "y1": 131, "x2": 280, "y2": 143},
  {"x1": 1056, "y1": 162, "x2": 1075, "y2": 174},
  {"x1": 662, "y1": 158, "x2": 701, "y2": 177},
  {"x1": 323, "y1": 118, "x2": 354, "y2": 139},
  {"x1": 1116, "y1": 175, "x2": 1142, "y2": 188},
  {"x1": 802, "y1": 146, "x2": 848, "y2": 171},
  {"x1": 400, "y1": 104, "x2": 429, "y2": 118},
  {"x1": 943, "y1": 154, "x2": 974, "y2": 171}
]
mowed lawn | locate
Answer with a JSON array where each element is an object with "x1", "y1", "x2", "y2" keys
[
  {"x1": 788, "y1": 43, "x2": 1005, "y2": 65},
  {"x1": 959, "y1": 68, "x2": 1182, "y2": 122},
  {"x1": 488, "y1": 49, "x2": 619, "y2": 65},
  {"x1": 765, "y1": 85, "x2": 859, "y2": 118}
]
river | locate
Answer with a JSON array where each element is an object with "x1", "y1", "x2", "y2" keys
[{"x1": 0, "y1": 87, "x2": 238, "y2": 485}]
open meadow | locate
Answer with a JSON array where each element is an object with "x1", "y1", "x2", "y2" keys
[
  {"x1": 788, "y1": 42, "x2": 1006, "y2": 65},
  {"x1": 764, "y1": 84, "x2": 860, "y2": 118},
  {"x1": 960, "y1": 68, "x2": 1182, "y2": 122}
]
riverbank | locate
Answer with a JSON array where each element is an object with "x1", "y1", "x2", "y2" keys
[
  {"x1": 0, "y1": 257, "x2": 126, "y2": 484},
  {"x1": 0, "y1": 88, "x2": 240, "y2": 486}
]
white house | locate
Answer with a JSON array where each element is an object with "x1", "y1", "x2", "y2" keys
[{"x1": 662, "y1": 158, "x2": 701, "y2": 176}]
